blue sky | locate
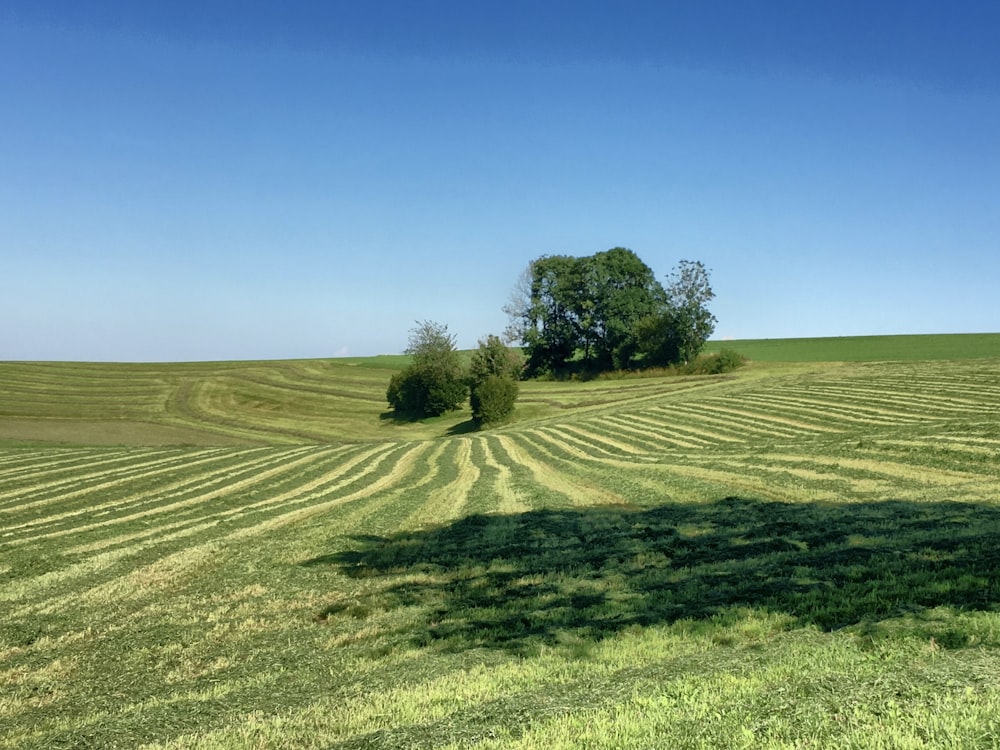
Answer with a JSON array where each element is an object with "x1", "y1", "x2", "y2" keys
[{"x1": 3, "y1": 1, "x2": 999, "y2": 361}]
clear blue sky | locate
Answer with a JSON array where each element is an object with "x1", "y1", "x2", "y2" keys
[{"x1": 3, "y1": 1, "x2": 999, "y2": 361}]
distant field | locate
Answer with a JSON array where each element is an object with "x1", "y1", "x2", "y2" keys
[
  {"x1": 708, "y1": 332, "x2": 1000, "y2": 362},
  {"x1": 2, "y1": 341, "x2": 1000, "y2": 747}
]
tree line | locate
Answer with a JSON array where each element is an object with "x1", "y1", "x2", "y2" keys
[{"x1": 386, "y1": 248, "x2": 724, "y2": 425}]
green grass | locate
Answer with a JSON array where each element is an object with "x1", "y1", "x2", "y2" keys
[
  {"x1": 707, "y1": 332, "x2": 1000, "y2": 362},
  {"x1": 2, "y1": 336, "x2": 1000, "y2": 747}
]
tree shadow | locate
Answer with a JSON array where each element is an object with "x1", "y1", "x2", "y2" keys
[
  {"x1": 445, "y1": 419, "x2": 479, "y2": 436},
  {"x1": 303, "y1": 497, "x2": 1000, "y2": 653}
]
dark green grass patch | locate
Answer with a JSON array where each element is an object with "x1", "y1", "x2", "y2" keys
[
  {"x1": 709, "y1": 332, "x2": 1000, "y2": 362},
  {"x1": 312, "y1": 496, "x2": 1000, "y2": 654}
]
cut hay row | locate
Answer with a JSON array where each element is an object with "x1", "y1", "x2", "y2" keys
[
  {"x1": 401, "y1": 438, "x2": 480, "y2": 529},
  {"x1": 2, "y1": 444, "x2": 416, "y2": 616},
  {"x1": 647, "y1": 402, "x2": 808, "y2": 442},
  {"x1": 585, "y1": 414, "x2": 704, "y2": 452},
  {"x1": 0, "y1": 447, "x2": 151, "y2": 482},
  {"x1": 535, "y1": 424, "x2": 658, "y2": 462},
  {"x1": 478, "y1": 435, "x2": 530, "y2": 514},
  {"x1": 494, "y1": 433, "x2": 622, "y2": 507},
  {"x1": 772, "y1": 382, "x2": 998, "y2": 418},
  {"x1": 0, "y1": 447, "x2": 271, "y2": 517},
  {"x1": 1, "y1": 446, "x2": 328, "y2": 545},
  {"x1": 731, "y1": 392, "x2": 927, "y2": 427},
  {"x1": 0, "y1": 447, "x2": 242, "y2": 509},
  {"x1": 603, "y1": 411, "x2": 741, "y2": 446}
]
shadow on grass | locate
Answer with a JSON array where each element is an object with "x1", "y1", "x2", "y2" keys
[{"x1": 303, "y1": 497, "x2": 1000, "y2": 652}]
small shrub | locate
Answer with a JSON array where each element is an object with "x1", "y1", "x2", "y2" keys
[
  {"x1": 471, "y1": 375, "x2": 518, "y2": 426},
  {"x1": 707, "y1": 348, "x2": 748, "y2": 374}
]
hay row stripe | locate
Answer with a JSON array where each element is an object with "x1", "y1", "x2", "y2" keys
[
  {"x1": 496, "y1": 433, "x2": 622, "y2": 507},
  {"x1": 586, "y1": 415, "x2": 701, "y2": 452},
  {"x1": 747, "y1": 452, "x2": 987, "y2": 486},
  {"x1": 622, "y1": 412, "x2": 744, "y2": 445},
  {"x1": 692, "y1": 400, "x2": 840, "y2": 434},
  {"x1": 402, "y1": 438, "x2": 480, "y2": 529},
  {"x1": 3, "y1": 445, "x2": 405, "y2": 616},
  {"x1": 553, "y1": 423, "x2": 658, "y2": 457},
  {"x1": 534, "y1": 425, "x2": 655, "y2": 462},
  {"x1": 1, "y1": 446, "x2": 334, "y2": 546},
  {"x1": 0, "y1": 447, "x2": 272, "y2": 516},
  {"x1": 0, "y1": 448, "x2": 111, "y2": 478},
  {"x1": 705, "y1": 393, "x2": 915, "y2": 428},
  {"x1": 52, "y1": 448, "x2": 344, "y2": 556},
  {"x1": 0, "y1": 447, "x2": 235, "y2": 507},
  {"x1": 644, "y1": 404, "x2": 769, "y2": 441},
  {"x1": 760, "y1": 383, "x2": 980, "y2": 414},
  {"x1": 732, "y1": 393, "x2": 926, "y2": 426},
  {"x1": 220, "y1": 441, "x2": 428, "y2": 540},
  {"x1": 776, "y1": 383, "x2": 996, "y2": 416},
  {"x1": 679, "y1": 402, "x2": 815, "y2": 438},
  {"x1": 757, "y1": 385, "x2": 959, "y2": 419},
  {"x1": 648, "y1": 403, "x2": 803, "y2": 440},
  {"x1": 478, "y1": 435, "x2": 530, "y2": 514}
]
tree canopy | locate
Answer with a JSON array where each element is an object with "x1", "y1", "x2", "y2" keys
[{"x1": 508, "y1": 249, "x2": 716, "y2": 376}]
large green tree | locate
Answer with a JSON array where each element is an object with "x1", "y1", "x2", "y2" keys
[
  {"x1": 513, "y1": 248, "x2": 666, "y2": 375},
  {"x1": 386, "y1": 321, "x2": 467, "y2": 417},
  {"x1": 636, "y1": 260, "x2": 717, "y2": 366}
]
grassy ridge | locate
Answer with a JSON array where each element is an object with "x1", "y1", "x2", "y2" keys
[{"x1": 2, "y1": 333, "x2": 997, "y2": 448}]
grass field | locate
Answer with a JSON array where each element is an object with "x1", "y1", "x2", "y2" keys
[{"x1": 2, "y1": 334, "x2": 1000, "y2": 748}]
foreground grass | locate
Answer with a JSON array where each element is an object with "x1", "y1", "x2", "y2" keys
[{"x1": 2, "y1": 349, "x2": 1000, "y2": 747}]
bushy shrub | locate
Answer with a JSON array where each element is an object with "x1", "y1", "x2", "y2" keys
[
  {"x1": 386, "y1": 321, "x2": 467, "y2": 418},
  {"x1": 471, "y1": 374, "x2": 518, "y2": 425},
  {"x1": 681, "y1": 348, "x2": 747, "y2": 375},
  {"x1": 468, "y1": 335, "x2": 522, "y2": 426},
  {"x1": 709, "y1": 348, "x2": 747, "y2": 373}
]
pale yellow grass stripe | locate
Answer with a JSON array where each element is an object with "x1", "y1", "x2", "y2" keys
[
  {"x1": 559, "y1": 423, "x2": 654, "y2": 455},
  {"x1": 663, "y1": 403, "x2": 801, "y2": 438},
  {"x1": 7, "y1": 446, "x2": 408, "y2": 617},
  {"x1": 480, "y1": 436, "x2": 529, "y2": 514},
  {"x1": 310, "y1": 441, "x2": 448, "y2": 538},
  {"x1": 595, "y1": 414, "x2": 706, "y2": 450},
  {"x1": 495, "y1": 434, "x2": 623, "y2": 507},
  {"x1": 0, "y1": 449, "x2": 110, "y2": 479},
  {"x1": 695, "y1": 401, "x2": 840, "y2": 434},
  {"x1": 401, "y1": 438, "x2": 481, "y2": 529},
  {"x1": 762, "y1": 453, "x2": 985, "y2": 485},
  {"x1": 788, "y1": 382, "x2": 996, "y2": 412},
  {"x1": 652, "y1": 462, "x2": 841, "y2": 503},
  {"x1": 533, "y1": 425, "x2": 637, "y2": 460},
  {"x1": 628, "y1": 411, "x2": 739, "y2": 445},
  {"x1": 0, "y1": 447, "x2": 257, "y2": 515},
  {"x1": 739, "y1": 392, "x2": 925, "y2": 424},
  {"x1": 645, "y1": 406, "x2": 747, "y2": 443},
  {"x1": 535, "y1": 424, "x2": 660, "y2": 463},
  {"x1": 0, "y1": 449, "x2": 218, "y2": 512},
  {"x1": 0, "y1": 447, "x2": 193, "y2": 491},
  {"x1": 61, "y1": 446, "x2": 407, "y2": 556},
  {"x1": 1, "y1": 447, "x2": 305, "y2": 538},
  {"x1": 5, "y1": 447, "x2": 328, "y2": 544},
  {"x1": 220, "y1": 441, "x2": 429, "y2": 538}
]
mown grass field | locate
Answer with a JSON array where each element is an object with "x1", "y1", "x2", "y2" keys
[{"x1": 2, "y1": 335, "x2": 1000, "y2": 748}]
